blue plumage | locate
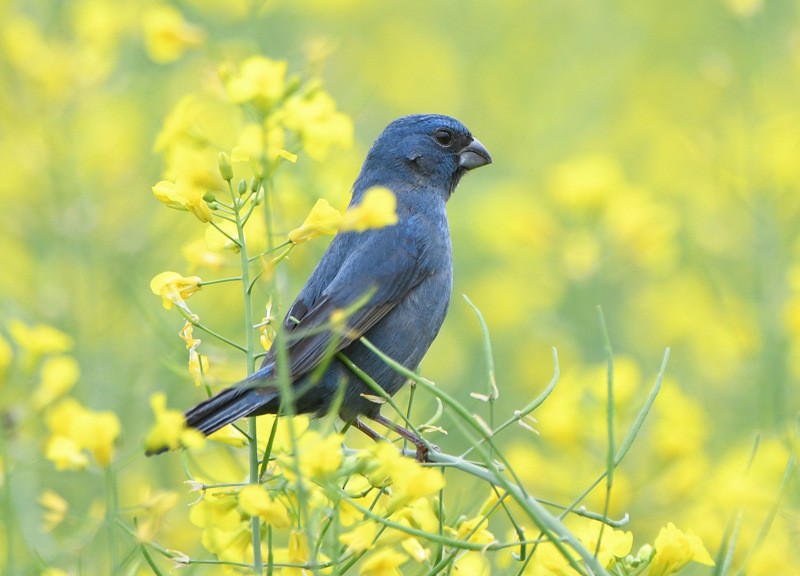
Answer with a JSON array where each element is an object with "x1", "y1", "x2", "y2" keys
[{"x1": 176, "y1": 114, "x2": 491, "y2": 456}]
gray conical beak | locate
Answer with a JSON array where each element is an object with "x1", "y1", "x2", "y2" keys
[{"x1": 459, "y1": 137, "x2": 492, "y2": 170}]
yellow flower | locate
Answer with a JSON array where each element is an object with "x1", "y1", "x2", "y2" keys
[
  {"x1": 341, "y1": 187, "x2": 398, "y2": 233},
  {"x1": 573, "y1": 522, "x2": 633, "y2": 568},
  {"x1": 80, "y1": 409, "x2": 120, "y2": 467},
  {"x1": 44, "y1": 435, "x2": 89, "y2": 471},
  {"x1": 238, "y1": 485, "x2": 292, "y2": 528},
  {"x1": 164, "y1": 144, "x2": 225, "y2": 192},
  {"x1": 44, "y1": 397, "x2": 120, "y2": 469},
  {"x1": 135, "y1": 488, "x2": 181, "y2": 542},
  {"x1": 182, "y1": 237, "x2": 227, "y2": 271},
  {"x1": 179, "y1": 322, "x2": 209, "y2": 387},
  {"x1": 8, "y1": 320, "x2": 73, "y2": 356},
  {"x1": 288, "y1": 530, "x2": 310, "y2": 564},
  {"x1": 32, "y1": 355, "x2": 80, "y2": 409},
  {"x1": 288, "y1": 198, "x2": 342, "y2": 244},
  {"x1": 153, "y1": 94, "x2": 203, "y2": 153},
  {"x1": 400, "y1": 537, "x2": 429, "y2": 562},
  {"x1": 447, "y1": 516, "x2": 495, "y2": 545},
  {"x1": 648, "y1": 523, "x2": 715, "y2": 576},
  {"x1": 453, "y1": 552, "x2": 490, "y2": 575},
  {"x1": 359, "y1": 548, "x2": 408, "y2": 576},
  {"x1": 281, "y1": 430, "x2": 344, "y2": 479},
  {"x1": 282, "y1": 89, "x2": 354, "y2": 160},
  {"x1": 142, "y1": 5, "x2": 204, "y2": 64},
  {"x1": 224, "y1": 56, "x2": 287, "y2": 110},
  {"x1": 143, "y1": 392, "x2": 205, "y2": 454},
  {"x1": 231, "y1": 122, "x2": 297, "y2": 166},
  {"x1": 150, "y1": 271, "x2": 203, "y2": 313},
  {"x1": 207, "y1": 424, "x2": 248, "y2": 448},
  {"x1": 366, "y1": 443, "x2": 445, "y2": 511},
  {"x1": 39, "y1": 489, "x2": 69, "y2": 532},
  {"x1": 340, "y1": 521, "x2": 378, "y2": 553},
  {"x1": 152, "y1": 179, "x2": 213, "y2": 222}
]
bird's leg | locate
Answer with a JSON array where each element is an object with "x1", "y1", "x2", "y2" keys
[
  {"x1": 370, "y1": 413, "x2": 436, "y2": 463},
  {"x1": 351, "y1": 418, "x2": 387, "y2": 443}
]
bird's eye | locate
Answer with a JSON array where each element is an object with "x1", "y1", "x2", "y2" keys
[{"x1": 434, "y1": 128, "x2": 453, "y2": 146}]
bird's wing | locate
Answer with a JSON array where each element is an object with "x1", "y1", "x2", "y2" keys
[{"x1": 264, "y1": 226, "x2": 425, "y2": 380}]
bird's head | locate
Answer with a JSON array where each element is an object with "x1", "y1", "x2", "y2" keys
[{"x1": 354, "y1": 114, "x2": 491, "y2": 200}]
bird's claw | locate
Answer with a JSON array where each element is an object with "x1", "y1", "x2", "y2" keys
[{"x1": 415, "y1": 442, "x2": 439, "y2": 463}]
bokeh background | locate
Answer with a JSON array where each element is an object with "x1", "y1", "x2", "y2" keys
[{"x1": 1, "y1": 0, "x2": 798, "y2": 574}]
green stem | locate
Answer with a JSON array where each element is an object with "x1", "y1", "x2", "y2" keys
[
  {"x1": 105, "y1": 465, "x2": 120, "y2": 574},
  {"x1": 229, "y1": 179, "x2": 262, "y2": 575}
]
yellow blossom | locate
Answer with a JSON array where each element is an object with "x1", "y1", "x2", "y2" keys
[
  {"x1": 206, "y1": 424, "x2": 248, "y2": 448},
  {"x1": 341, "y1": 187, "x2": 398, "y2": 233},
  {"x1": 391, "y1": 497, "x2": 439, "y2": 534},
  {"x1": 202, "y1": 523, "x2": 252, "y2": 564},
  {"x1": 164, "y1": 144, "x2": 225, "y2": 193},
  {"x1": 80, "y1": 410, "x2": 120, "y2": 467},
  {"x1": 44, "y1": 435, "x2": 89, "y2": 471},
  {"x1": 142, "y1": 5, "x2": 204, "y2": 64},
  {"x1": 359, "y1": 548, "x2": 407, "y2": 576},
  {"x1": 8, "y1": 320, "x2": 73, "y2": 356},
  {"x1": 453, "y1": 552, "x2": 490, "y2": 575},
  {"x1": 143, "y1": 392, "x2": 205, "y2": 454},
  {"x1": 150, "y1": 271, "x2": 202, "y2": 313},
  {"x1": 288, "y1": 198, "x2": 342, "y2": 244},
  {"x1": 400, "y1": 538, "x2": 429, "y2": 562},
  {"x1": 44, "y1": 397, "x2": 120, "y2": 469},
  {"x1": 280, "y1": 430, "x2": 344, "y2": 479},
  {"x1": 224, "y1": 56, "x2": 287, "y2": 110},
  {"x1": 288, "y1": 530, "x2": 310, "y2": 564},
  {"x1": 189, "y1": 490, "x2": 241, "y2": 531},
  {"x1": 182, "y1": 237, "x2": 227, "y2": 271},
  {"x1": 231, "y1": 122, "x2": 297, "y2": 166},
  {"x1": 340, "y1": 521, "x2": 378, "y2": 553},
  {"x1": 573, "y1": 522, "x2": 633, "y2": 568},
  {"x1": 282, "y1": 89, "x2": 354, "y2": 159},
  {"x1": 153, "y1": 95, "x2": 203, "y2": 153},
  {"x1": 648, "y1": 523, "x2": 714, "y2": 576},
  {"x1": 447, "y1": 516, "x2": 496, "y2": 545},
  {"x1": 38, "y1": 489, "x2": 68, "y2": 532},
  {"x1": 367, "y1": 443, "x2": 445, "y2": 511},
  {"x1": 179, "y1": 322, "x2": 209, "y2": 386},
  {"x1": 152, "y1": 179, "x2": 213, "y2": 222},
  {"x1": 135, "y1": 488, "x2": 180, "y2": 542},
  {"x1": 238, "y1": 485, "x2": 292, "y2": 528},
  {"x1": 32, "y1": 355, "x2": 80, "y2": 409}
]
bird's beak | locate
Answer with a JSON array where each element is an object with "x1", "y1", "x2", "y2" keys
[{"x1": 458, "y1": 138, "x2": 492, "y2": 170}]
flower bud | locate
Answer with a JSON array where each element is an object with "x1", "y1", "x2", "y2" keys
[
  {"x1": 218, "y1": 152, "x2": 233, "y2": 181},
  {"x1": 237, "y1": 179, "x2": 248, "y2": 196}
]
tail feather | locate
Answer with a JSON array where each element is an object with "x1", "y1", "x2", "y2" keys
[
  {"x1": 146, "y1": 368, "x2": 280, "y2": 456},
  {"x1": 185, "y1": 385, "x2": 278, "y2": 436}
]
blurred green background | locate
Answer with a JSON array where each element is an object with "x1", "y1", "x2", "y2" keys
[{"x1": 1, "y1": 0, "x2": 798, "y2": 574}]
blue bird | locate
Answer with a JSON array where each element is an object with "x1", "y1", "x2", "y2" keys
[{"x1": 158, "y1": 114, "x2": 491, "y2": 459}]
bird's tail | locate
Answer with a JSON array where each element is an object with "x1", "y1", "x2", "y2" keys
[
  {"x1": 146, "y1": 368, "x2": 279, "y2": 456},
  {"x1": 184, "y1": 385, "x2": 278, "y2": 436}
]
